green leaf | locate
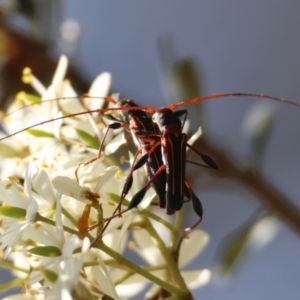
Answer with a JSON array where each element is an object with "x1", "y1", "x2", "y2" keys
[
  {"x1": 172, "y1": 59, "x2": 200, "y2": 100},
  {"x1": 28, "y1": 246, "x2": 62, "y2": 257},
  {"x1": 0, "y1": 206, "x2": 26, "y2": 219},
  {"x1": 43, "y1": 269, "x2": 58, "y2": 283},
  {"x1": 243, "y1": 103, "x2": 275, "y2": 170},
  {"x1": 251, "y1": 114, "x2": 274, "y2": 169},
  {"x1": 172, "y1": 59, "x2": 203, "y2": 133},
  {"x1": 218, "y1": 211, "x2": 268, "y2": 276},
  {"x1": 75, "y1": 128, "x2": 100, "y2": 149},
  {"x1": 107, "y1": 192, "x2": 130, "y2": 207},
  {"x1": 26, "y1": 129, "x2": 55, "y2": 138},
  {"x1": 25, "y1": 93, "x2": 42, "y2": 104},
  {"x1": 219, "y1": 228, "x2": 251, "y2": 276}
]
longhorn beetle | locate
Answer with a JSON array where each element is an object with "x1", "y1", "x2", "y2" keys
[
  {"x1": 96, "y1": 105, "x2": 217, "y2": 242},
  {"x1": 1, "y1": 93, "x2": 299, "y2": 237},
  {"x1": 80, "y1": 97, "x2": 217, "y2": 238}
]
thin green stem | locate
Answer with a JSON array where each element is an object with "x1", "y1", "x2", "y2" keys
[
  {"x1": 110, "y1": 264, "x2": 168, "y2": 286},
  {"x1": 36, "y1": 213, "x2": 78, "y2": 235},
  {"x1": 140, "y1": 216, "x2": 192, "y2": 297},
  {"x1": 170, "y1": 209, "x2": 183, "y2": 250},
  {"x1": 94, "y1": 202, "x2": 103, "y2": 238},
  {"x1": 61, "y1": 206, "x2": 78, "y2": 227},
  {"x1": 0, "y1": 278, "x2": 23, "y2": 293},
  {"x1": 113, "y1": 270, "x2": 134, "y2": 286},
  {"x1": 84, "y1": 258, "x2": 166, "y2": 272},
  {"x1": 142, "y1": 209, "x2": 174, "y2": 232}
]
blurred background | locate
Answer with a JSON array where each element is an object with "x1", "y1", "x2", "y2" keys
[{"x1": 1, "y1": 0, "x2": 300, "y2": 299}]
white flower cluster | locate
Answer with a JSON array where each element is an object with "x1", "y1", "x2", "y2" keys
[{"x1": 0, "y1": 55, "x2": 210, "y2": 299}]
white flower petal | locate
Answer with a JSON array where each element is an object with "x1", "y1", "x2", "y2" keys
[
  {"x1": 62, "y1": 235, "x2": 81, "y2": 258},
  {"x1": 54, "y1": 83, "x2": 80, "y2": 114},
  {"x1": 133, "y1": 229, "x2": 164, "y2": 265},
  {"x1": 181, "y1": 269, "x2": 211, "y2": 289},
  {"x1": 115, "y1": 270, "x2": 163, "y2": 298},
  {"x1": 116, "y1": 276, "x2": 147, "y2": 298},
  {"x1": 91, "y1": 255, "x2": 120, "y2": 300},
  {"x1": 0, "y1": 183, "x2": 29, "y2": 208},
  {"x1": 29, "y1": 73, "x2": 47, "y2": 96},
  {"x1": 52, "y1": 176, "x2": 81, "y2": 196},
  {"x1": 139, "y1": 188, "x2": 156, "y2": 210},
  {"x1": 101, "y1": 223, "x2": 129, "y2": 257},
  {"x1": 116, "y1": 210, "x2": 138, "y2": 250},
  {"x1": 102, "y1": 210, "x2": 134, "y2": 239},
  {"x1": 89, "y1": 72, "x2": 111, "y2": 96},
  {"x1": 179, "y1": 229, "x2": 209, "y2": 267},
  {"x1": 182, "y1": 119, "x2": 190, "y2": 134},
  {"x1": 32, "y1": 170, "x2": 56, "y2": 203},
  {"x1": 26, "y1": 200, "x2": 38, "y2": 222},
  {"x1": 81, "y1": 237, "x2": 91, "y2": 253},
  {"x1": 96, "y1": 263, "x2": 120, "y2": 299},
  {"x1": 187, "y1": 127, "x2": 202, "y2": 146},
  {"x1": 87, "y1": 72, "x2": 112, "y2": 109},
  {"x1": 1, "y1": 223, "x2": 29, "y2": 256},
  {"x1": 61, "y1": 288, "x2": 72, "y2": 300},
  {"x1": 95, "y1": 166, "x2": 119, "y2": 191},
  {"x1": 55, "y1": 194, "x2": 65, "y2": 245},
  {"x1": 22, "y1": 224, "x2": 60, "y2": 247},
  {"x1": 24, "y1": 160, "x2": 35, "y2": 199},
  {"x1": 242, "y1": 102, "x2": 274, "y2": 138},
  {"x1": 52, "y1": 55, "x2": 68, "y2": 86},
  {"x1": 249, "y1": 215, "x2": 280, "y2": 249},
  {"x1": 104, "y1": 132, "x2": 127, "y2": 156}
]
